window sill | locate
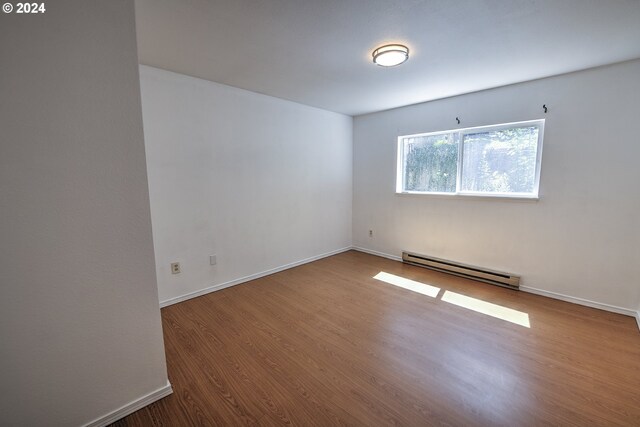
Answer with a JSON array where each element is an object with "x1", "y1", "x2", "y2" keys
[{"x1": 395, "y1": 191, "x2": 540, "y2": 202}]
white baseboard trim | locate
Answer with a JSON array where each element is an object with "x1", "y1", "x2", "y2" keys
[
  {"x1": 351, "y1": 246, "x2": 402, "y2": 262},
  {"x1": 351, "y1": 246, "x2": 637, "y2": 318},
  {"x1": 83, "y1": 380, "x2": 173, "y2": 427},
  {"x1": 519, "y1": 286, "x2": 636, "y2": 317},
  {"x1": 160, "y1": 246, "x2": 352, "y2": 307},
  {"x1": 160, "y1": 245, "x2": 639, "y2": 323}
]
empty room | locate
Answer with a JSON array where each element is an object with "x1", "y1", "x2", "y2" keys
[{"x1": 2, "y1": 0, "x2": 640, "y2": 426}]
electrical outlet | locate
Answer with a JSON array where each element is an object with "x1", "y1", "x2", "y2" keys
[
  {"x1": 209, "y1": 255, "x2": 217, "y2": 265},
  {"x1": 369, "y1": 230, "x2": 373, "y2": 237},
  {"x1": 171, "y1": 262, "x2": 181, "y2": 274}
]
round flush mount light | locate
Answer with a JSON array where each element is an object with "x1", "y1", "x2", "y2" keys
[{"x1": 372, "y1": 44, "x2": 409, "y2": 67}]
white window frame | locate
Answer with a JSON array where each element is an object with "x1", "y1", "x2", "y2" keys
[{"x1": 396, "y1": 119, "x2": 545, "y2": 199}]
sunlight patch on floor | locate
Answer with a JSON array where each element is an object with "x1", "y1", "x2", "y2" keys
[
  {"x1": 441, "y1": 290, "x2": 530, "y2": 328},
  {"x1": 373, "y1": 272, "x2": 441, "y2": 298},
  {"x1": 373, "y1": 272, "x2": 530, "y2": 327}
]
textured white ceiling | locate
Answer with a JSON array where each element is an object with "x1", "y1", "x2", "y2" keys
[{"x1": 135, "y1": 0, "x2": 640, "y2": 116}]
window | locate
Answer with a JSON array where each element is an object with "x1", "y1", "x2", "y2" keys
[{"x1": 396, "y1": 120, "x2": 544, "y2": 198}]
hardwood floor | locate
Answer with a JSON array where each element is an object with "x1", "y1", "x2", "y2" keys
[{"x1": 113, "y1": 250, "x2": 640, "y2": 426}]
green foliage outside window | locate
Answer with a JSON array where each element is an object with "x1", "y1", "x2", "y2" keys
[
  {"x1": 404, "y1": 134, "x2": 458, "y2": 193},
  {"x1": 400, "y1": 123, "x2": 541, "y2": 196}
]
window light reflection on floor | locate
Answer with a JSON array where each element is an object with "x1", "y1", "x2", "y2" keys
[
  {"x1": 373, "y1": 272, "x2": 441, "y2": 298},
  {"x1": 373, "y1": 271, "x2": 530, "y2": 328},
  {"x1": 441, "y1": 290, "x2": 530, "y2": 328}
]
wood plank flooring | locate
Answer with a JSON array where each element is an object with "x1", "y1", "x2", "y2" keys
[{"x1": 113, "y1": 250, "x2": 640, "y2": 426}]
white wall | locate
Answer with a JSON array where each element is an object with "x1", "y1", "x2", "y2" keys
[
  {"x1": 139, "y1": 66, "x2": 353, "y2": 305},
  {"x1": 0, "y1": 1, "x2": 169, "y2": 425},
  {"x1": 353, "y1": 60, "x2": 640, "y2": 312}
]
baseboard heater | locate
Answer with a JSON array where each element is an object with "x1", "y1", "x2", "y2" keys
[{"x1": 402, "y1": 251, "x2": 520, "y2": 290}]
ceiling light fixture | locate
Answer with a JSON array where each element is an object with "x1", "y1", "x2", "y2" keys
[{"x1": 372, "y1": 44, "x2": 409, "y2": 67}]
